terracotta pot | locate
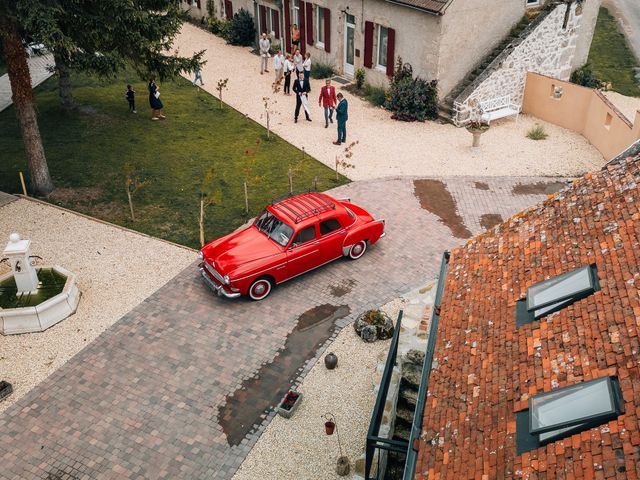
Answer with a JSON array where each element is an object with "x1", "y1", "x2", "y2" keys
[
  {"x1": 324, "y1": 352, "x2": 338, "y2": 370},
  {"x1": 325, "y1": 421, "x2": 335, "y2": 435}
]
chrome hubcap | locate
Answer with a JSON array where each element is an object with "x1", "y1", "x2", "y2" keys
[{"x1": 254, "y1": 284, "x2": 266, "y2": 295}]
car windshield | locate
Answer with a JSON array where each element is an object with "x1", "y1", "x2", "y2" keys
[{"x1": 254, "y1": 210, "x2": 294, "y2": 247}]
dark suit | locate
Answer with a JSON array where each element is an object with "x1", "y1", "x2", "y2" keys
[{"x1": 292, "y1": 78, "x2": 311, "y2": 121}]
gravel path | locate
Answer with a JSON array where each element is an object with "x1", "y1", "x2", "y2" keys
[
  {"x1": 0, "y1": 198, "x2": 195, "y2": 413},
  {"x1": 174, "y1": 23, "x2": 603, "y2": 181}
]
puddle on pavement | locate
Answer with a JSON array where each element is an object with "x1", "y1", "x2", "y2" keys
[
  {"x1": 329, "y1": 279, "x2": 356, "y2": 297},
  {"x1": 480, "y1": 213, "x2": 504, "y2": 230},
  {"x1": 474, "y1": 181, "x2": 490, "y2": 191},
  {"x1": 218, "y1": 304, "x2": 351, "y2": 446},
  {"x1": 413, "y1": 179, "x2": 472, "y2": 239},
  {"x1": 512, "y1": 181, "x2": 565, "y2": 195}
]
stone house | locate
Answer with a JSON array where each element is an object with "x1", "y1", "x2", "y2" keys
[{"x1": 184, "y1": 0, "x2": 600, "y2": 115}]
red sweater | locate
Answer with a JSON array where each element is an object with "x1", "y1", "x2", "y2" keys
[{"x1": 318, "y1": 85, "x2": 337, "y2": 108}]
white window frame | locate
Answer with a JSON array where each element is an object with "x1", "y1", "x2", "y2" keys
[
  {"x1": 376, "y1": 25, "x2": 388, "y2": 72},
  {"x1": 270, "y1": 8, "x2": 278, "y2": 38},
  {"x1": 292, "y1": 0, "x2": 300, "y2": 27},
  {"x1": 526, "y1": 0, "x2": 540, "y2": 7},
  {"x1": 315, "y1": 5, "x2": 325, "y2": 48}
]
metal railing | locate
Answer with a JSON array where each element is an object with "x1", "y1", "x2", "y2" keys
[
  {"x1": 403, "y1": 251, "x2": 450, "y2": 480},
  {"x1": 365, "y1": 310, "x2": 407, "y2": 479}
]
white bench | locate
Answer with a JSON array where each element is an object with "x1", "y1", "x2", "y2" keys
[{"x1": 479, "y1": 95, "x2": 521, "y2": 124}]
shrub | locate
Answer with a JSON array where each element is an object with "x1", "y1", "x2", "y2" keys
[
  {"x1": 355, "y1": 68, "x2": 365, "y2": 90},
  {"x1": 526, "y1": 123, "x2": 548, "y2": 140},
  {"x1": 227, "y1": 9, "x2": 256, "y2": 46},
  {"x1": 269, "y1": 40, "x2": 282, "y2": 55},
  {"x1": 311, "y1": 62, "x2": 335, "y2": 79},
  {"x1": 385, "y1": 58, "x2": 438, "y2": 122},
  {"x1": 570, "y1": 64, "x2": 605, "y2": 89},
  {"x1": 363, "y1": 84, "x2": 387, "y2": 106},
  {"x1": 208, "y1": 16, "x2": 230, "y2": 38}
]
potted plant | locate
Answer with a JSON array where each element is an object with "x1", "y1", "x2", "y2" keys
[
  {"x1": 465, "y1": 118, "x2": 490, "y2": 148},
  {"x1": 276, "y1": 389, "x2": 302, "y2": 418}
]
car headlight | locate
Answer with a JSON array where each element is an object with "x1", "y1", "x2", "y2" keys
[
  {"x1": 197, "y1": 251, "x2": 204, "y2": 262},
  {"x1": 223, "y1": 275, "x2": 230, "y2": 285}
]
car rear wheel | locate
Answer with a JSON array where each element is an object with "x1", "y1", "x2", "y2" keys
[
  {"x1": 348, "y1": 241, "x2": 367, "y2": 260},
  {"x1": 249, "y1": 277, "x2": 273, "y2": 301}
]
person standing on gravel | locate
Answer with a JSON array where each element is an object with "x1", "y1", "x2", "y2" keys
[
  {"x1": 334, "y1": 92, "x2": 348, "y2": 145},
  {"x1": 259, "y1": 33, "x2": 271, "y2": 75},
  {"x1": 273, "y1": 50, "x2": 284, "y2": 86},
  {"x1": 293, "y1": 49, "x2": 303, "y2": 76},
  {"x1": 193, "y1": 67, "x2": 204, "y2": 86},
  {"x1": 318, "y1": 79, "x2": 337, "y2": 128},
  {"x1": 302, "y1": 52, "x2": 312, "y2": 81},
  {"x1": 293, "y1": 72, "x2": 311, "y2": 123},
  {"x1": 283, "y1": 54, "x2": 295, "y2": 95}
]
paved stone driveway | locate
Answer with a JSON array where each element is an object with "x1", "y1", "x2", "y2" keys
[{"x1": 0, "y1": 177, "x2": 563, "y2": 479}]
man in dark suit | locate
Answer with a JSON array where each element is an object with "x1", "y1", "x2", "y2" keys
[{"x1": 292, "y1": 72, "x2": 311, "y2": 123}]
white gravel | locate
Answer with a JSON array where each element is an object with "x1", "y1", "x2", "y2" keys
[
  {"x1": 602, "y1": 90, "x2": 640, "y2": 124},
  {"x1": 233, "y1": 301, "x2": 401, "y2": 480},
  {"x1": 0, "y1": 198, "x2": 195, "y2": 413},
  {"x1": 174, "y1": 23, "x2": 604, "y2": 181}
]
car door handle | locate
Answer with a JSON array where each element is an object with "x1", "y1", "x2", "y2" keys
[{"x1": 311, "y1": 241, "x2": 320, "y2": 245}]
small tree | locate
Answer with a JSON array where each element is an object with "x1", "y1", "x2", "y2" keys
[
  {"x1": 123, "y1": 163, "x2": 149, "y2": 222},
  {"x1": 199, "y1": 168, "x2": 222, "y2": 247},
  {"x1": 227, "y1": 9, "x2": 256, "y2": 46},
  {"x1": 261, "y1": 96, "x2": 279, "y2": 140},
  {"x1": 241, "y1": 139, "x2": 263, "y2": 214},
  {"x1": 335, "y1": 141, "x2": 357, "y2": 181},
  {"x1": 216, "y1": 78, "x2": 229, "y2": 109}
]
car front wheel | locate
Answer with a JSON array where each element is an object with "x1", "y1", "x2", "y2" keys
[
  {"x1": 348, "y1": 241, "x2": 367, "y2": 260},
  {"x1": 248, "y1": 277, "x2": 273, "y2": 301}
]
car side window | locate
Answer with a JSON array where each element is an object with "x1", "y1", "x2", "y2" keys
[
  {"x1": 319, "y1": 218, "x2": 342, "y2": 236},
  {"x1": 293, "y1": 226, "x2": 316, "y2": 245}
]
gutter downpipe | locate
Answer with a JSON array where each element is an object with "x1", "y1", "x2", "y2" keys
[{"x1": 402, "y1": 250, "x2": 450, "y2": 480}]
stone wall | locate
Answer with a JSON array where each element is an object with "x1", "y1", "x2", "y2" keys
[{"x1": 453, "y1": 2, "x2": 583, "y2": 125}]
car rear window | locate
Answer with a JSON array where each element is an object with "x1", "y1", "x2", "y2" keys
[{"x1": 320, "y1": 218, "x2": 342, "y2": 235}]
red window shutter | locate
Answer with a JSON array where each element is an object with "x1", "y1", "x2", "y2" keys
[
  {"x1": 260, "y1": 6, "x2": 267, "y2": 34},
  {"x1": 196, "y1": 0, "x2": 201, "y2": 8},
  {"x1": 364, "y1": 21, "x2": 374, "y2": 69},
  {"x1": 386, "y1": 28, "x2": 395, "y2": 77},
  {"x1": 299, "y1": 1, "x2": 306, "y2": 54},
  {"x1": 323, "y1": 8, "x2": 330, "y2": 53},
  {"x1": 306, "y1": 3, "x2": 313, "y2": 45},
  {"x1": 225, "y1": 0, "x2": 233, "y2": 19},
  {"x1": 274, "y1": 10, "x2": 280, "y2": 39},
  {"x1": 284, "y1": 0, "x2": 291, "y2": 52}
]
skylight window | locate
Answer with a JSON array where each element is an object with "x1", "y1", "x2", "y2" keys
[
  {"x1": 516, "y1": 265, "x2": 599, "y2": 326},
  {"x1": 516, "y1": 377, "x2": 624, "y2": 454}
]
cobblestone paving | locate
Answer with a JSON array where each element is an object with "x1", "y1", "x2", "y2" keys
[{"x1": 0, "y1": 177, "x2": 564, "y2": 479}]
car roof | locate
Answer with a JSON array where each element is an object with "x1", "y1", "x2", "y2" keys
[{"x1": 267, "y1": 192, "x2": 347, "y2": 228}]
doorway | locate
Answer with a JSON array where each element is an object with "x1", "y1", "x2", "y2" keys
[{"x1": 344, "y1": 14, "x2": 355, "y2": 77}]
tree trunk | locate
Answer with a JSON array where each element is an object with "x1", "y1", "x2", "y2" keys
[
  {"x1": 1, "y1": 17, "x2": 54, "y2": 196},
  {"x1": 288, "y1": 167, "x2": 293, "y2": 194},
  {"x1": 54, "y1": 53, "x2": 74, "y2": 109},
  {"x1": 126, "y1": 187, "x2": 135, "y2": 221},
  {"x1": 199, "y1": 197, "x2": 205, "y2": 247},
  {"x1": 243, "y1": 181, "x2": 249, "y2": 214}
]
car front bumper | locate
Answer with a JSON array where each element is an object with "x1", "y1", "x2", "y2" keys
[{"x1": 199, "y1": 267, "x2": 242, "y2": 299}]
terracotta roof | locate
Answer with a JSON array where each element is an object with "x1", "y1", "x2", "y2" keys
[
  {"x1": 385, "y1": 0, "x2": 451, "y2": 15},
  {"x1": 415, "y1": 156, "x2": 640, "y2": 479}
]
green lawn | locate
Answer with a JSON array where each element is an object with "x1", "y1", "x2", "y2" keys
[
  {"x1": 588, "y1": 7, "x2": 640, "y2": 97},
  {"x1": 0, "y1": 72, "x2": 348, "y2": 248}
]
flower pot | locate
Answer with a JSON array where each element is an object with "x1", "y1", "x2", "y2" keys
[
  {"x1": 276, "y1": 390, "x2": 302, "y2": 418},
  {"x1": 471, "y1": 131, "x2": 483, "y2": 147},
  {"x1": 324, "y1": 352, "x2": 338, "y2": 370},
  {"x1": 336, "y1": 456, "x2": 350, "y2": 476},
  {"x1": 325, "y1": 421, "x2": 336, "y2": 435}
]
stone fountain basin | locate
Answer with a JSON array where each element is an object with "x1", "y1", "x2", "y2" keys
[{"x1": 0, "y1": 266, "x2": 80, "y2": 335}]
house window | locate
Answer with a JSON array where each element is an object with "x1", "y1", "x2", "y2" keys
[
  {"x1": 315, "y1": 5, "x2": 325, "y2": 47},
  {"x1": 526, "y1": 0, "x2": 540, "y2": 7},
  {"x1": 515, "y1": 265, "x2": 599, "y2": 327},
  {"x1": 377, "y1": 26, "x2": 388, "y2": 70},
  {"x1": 605, "y1": 112, "x2": 613, "y2": 128},
  {"x1": 292, "y1": 0, "x2": 300, "y2": 26},
  {"x1": 516, "y1": 377, "x2": 624, "y2": 454}
]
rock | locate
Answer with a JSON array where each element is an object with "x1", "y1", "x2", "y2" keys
[
  {"x1": 393, "y1": 422, "x2": 412, "y2": 441},
  {"x1": 396, "y1": 405, "x2": 415, "y2": 424},
  {"x1": 354, "y1": 309, "x2": 394, "y2": 342},
  {"x1": 400, "y1": 387, "x2": 419, "y2": 408},
  {"x1": 401, "y1": 363, "x2": 422, "y2": 390},
  {"x1": 360, "y1": 325, "x2": 378, "y2": 343},
  {"x1": 405, "y1": 349, "x2": 425, "y2": 366}
]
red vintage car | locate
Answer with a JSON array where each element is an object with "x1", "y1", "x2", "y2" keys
[{"x1": 198, "y1": 192, "x2": 385, "y2": 300}]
